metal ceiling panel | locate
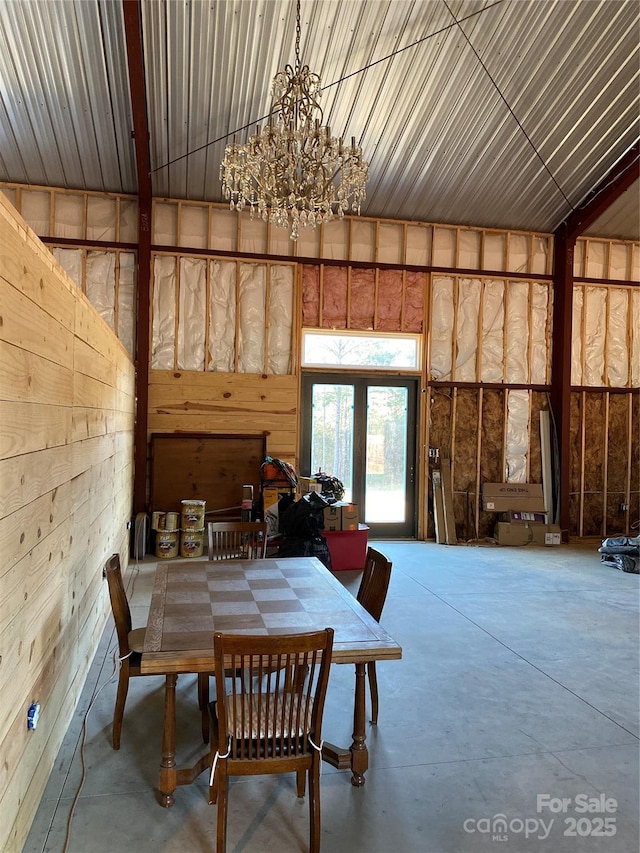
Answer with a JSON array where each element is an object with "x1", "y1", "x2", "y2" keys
[
  {"x1": 0, "y1": 0, "x2": 637, "y2": 238},
  {"x1": 0, "y1": 0, "x2": 135, "y2": 193},
  {"x1": 585, "y1": 178, "x2": 640, "y2": 240}
]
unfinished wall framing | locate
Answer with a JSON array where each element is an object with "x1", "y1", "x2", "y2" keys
[
  {"x1": 2, "y1": 181, "x2": 638, "y2": 540},
  {"x1": 152, "y1": 195, "x2": 552, "y2": 272},
  {"x1": 50, "y1": 246, "x2": 137, "y2": 359},
  {"x1": 0, "y1": 194, "x2": 135, "y2": 851},
  {"x1": 567, "y1": 272, "x2": 639, "y2": 537},
  {"x1": 0, "y1": 183, "x2": 138, "y2": 244},
  {"x1": 575, "y1": 236, "x2": 640, "y2": 281}
]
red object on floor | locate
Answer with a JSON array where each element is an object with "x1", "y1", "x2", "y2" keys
[{"x1": 324, "y1": 525, "x2": 369, "y2": 571}]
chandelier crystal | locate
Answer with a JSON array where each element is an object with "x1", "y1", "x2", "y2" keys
[{"x1": 219, "y1": 0, "x2": 368, "y2": 241}]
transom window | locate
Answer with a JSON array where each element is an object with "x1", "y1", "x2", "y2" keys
[{"x1": 302, "y1": 329, "x2": 421, "y2": 370}]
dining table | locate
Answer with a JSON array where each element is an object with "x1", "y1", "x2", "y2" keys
[{"x1": 141, "y1": 555, "x2": 402, "y2": 807}]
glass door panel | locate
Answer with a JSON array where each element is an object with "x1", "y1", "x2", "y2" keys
[
  {"x1": 365, "y1": 386, "x2": 408, "y2": 523},
  {"x1": 310, "y1": 384, "x2": 354, "y2": 502}
]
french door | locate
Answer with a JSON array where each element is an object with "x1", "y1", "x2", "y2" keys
[{"x1": 300, "y1": 374, "x2": 418, "y2": 537}]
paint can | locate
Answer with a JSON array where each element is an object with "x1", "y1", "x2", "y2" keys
[
  {"x1": 152, "y1": 511, "x2": 165, "y2": 531},
  {"x1": 181, "y1": 499, "x2": 206, "y2": 530},
  {"x1": 180, "y1": 528, "x2": 205, "y2": 558},
  {"x1": 164, "y1": 511, "x2": 180, "y2": 531},
  {"x1": 155, "y1": 530, "x2": 179, "y2": 559}
]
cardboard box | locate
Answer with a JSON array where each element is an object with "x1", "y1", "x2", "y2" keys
[
  {"x1": 323, "y1": 505, "x2": 342, "y2": 531},
  {"x1": 530, "y1": 523, "x2": 562, "y2": 546},
  {"x1": 298, "y1": 477, "x2": 322, "y2": 495},
  {"x1": 483, "y1": 483, "x2": 545, "y2": 512},
  {"x1": 341, "y1": 503, "x2": 359, "y2": 530},
  {"x1": 495, "y1": 521, "x2": 562, "y2": 546},
  {"x1": 494, "y1": 521, "x2": 534, "y2": 546}
]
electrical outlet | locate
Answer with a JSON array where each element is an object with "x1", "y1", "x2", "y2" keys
[{"x1": 27, "y1": 702, "x2": 40, "y2": 731}]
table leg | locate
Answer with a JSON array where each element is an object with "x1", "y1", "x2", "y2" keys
[
  {"x1": 158, "y1": 673, "x2": 178, "y2": 807},
  {"x1": 350, "y1": 662, "x2": 368, "y2": 786},
  {"x1": 322, "y1": 662, "x2": 370, "y2": 782}
]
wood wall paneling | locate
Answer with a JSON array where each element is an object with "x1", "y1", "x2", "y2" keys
[
  {"x1": 0, "y1": 193, "x2": 135, "y2": 853},
  {"x1": 147, "y1": 370, "x2": 298, "y2": 465}
]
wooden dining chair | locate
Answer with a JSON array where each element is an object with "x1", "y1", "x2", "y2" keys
[
  {"x1": 208, "y1": 628, "x2": 334, "y2": 853},
  {"x1": 106, "y1": 553, "x2": 209, "y2": 750},
  {"x1": 104, "y1": 553, "x2": 152, "y2": 749},
  {"x1": 200, "y1": 521, "x2": 269, "y2": 740},
  {"x1": 207, "y1": 520, "x2": 268, "y2": 561},
  {"x1": 356, "y1": 547, "x2": 393, "y2": 725}
]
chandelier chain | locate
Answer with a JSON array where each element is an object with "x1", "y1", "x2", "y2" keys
[{"x1": 295, "y1": 0, "x2": 301, "y2": 74}]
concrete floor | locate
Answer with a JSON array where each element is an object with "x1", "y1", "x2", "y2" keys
[{"x1": 24, "y1": 540, "x2": 639, "y2": 852}]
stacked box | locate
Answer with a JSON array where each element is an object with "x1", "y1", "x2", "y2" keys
[
  {"x1": 323, "y1": 505, "x2": 341, "y2": 531},
  {"x1": 495, "y1": 521, "x2": 562, "y2": 546},
  {"x1": 483, "y1": 483, "x2": 545, "y2": 512},
  {"x1": 341, "y1": 503, "x2": 359, "y2": 530}
]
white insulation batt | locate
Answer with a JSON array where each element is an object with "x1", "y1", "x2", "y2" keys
[
  {"x1": 430, "y1": 277, "x2": 454, "y2": 381},
  {"x1": 481, "y1": 280, "x2": 505, "y2": 382},
  {"x1": 178, "y1": 258, "x2": 207, "y2": 370},
  {"x1": 455, "y1": 278, "x2": 480, "y2": 382},
  {"x1": 505, "y1": 281, "x2": 529, "y2": 384},
  {"x1": 506, "y1": 389, "x2": 530, "y2": 483},
  {"x1": 86, "y1": 252, "x2": 116, "y2": 331},
  {"x1": 238, "y1": 263, "x2": 266, "y2": 373},
  {"x1": 530, "y1": 283, "x2": 549, "y2": 384},
  {"x1": 53, "y1": 247, "x2": 83, "y2": 287},
  {"x1": 268, "y1": 265, "x2": 294, "y2": 374},
  {"x1": 209, "y1": 260, "x2": 236, "y2": 371},
  {"x1": 632, "y1": 289, "x2": 640, "y2": 389},
  {"x1": 151, "y1": 256, "x2": 177, "y2": 369},
  {"x1": 117, "y1": 253, "x2": 136, "y2": 358}
]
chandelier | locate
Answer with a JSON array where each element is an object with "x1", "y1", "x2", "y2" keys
[{"x1": 219, "y1": 0, "x2": 369, "y2": 241}]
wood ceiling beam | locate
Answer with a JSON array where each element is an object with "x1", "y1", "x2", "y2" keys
[
  {"x1": 123, "y1": 0, "x2": 152, "y2": 516},
  {"x1": 551, "y1": 142, "x2": 639, "y2": 541}
]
